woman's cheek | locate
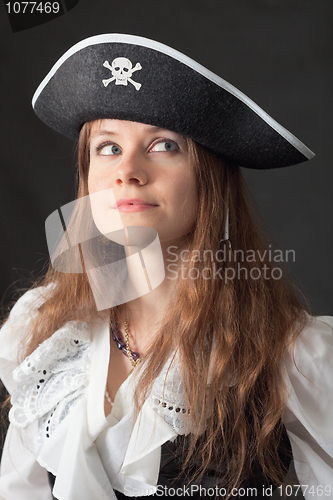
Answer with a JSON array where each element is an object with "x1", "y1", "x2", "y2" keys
[{"x1": 88, "y1": 171, "x2": 111, "y2": 194}]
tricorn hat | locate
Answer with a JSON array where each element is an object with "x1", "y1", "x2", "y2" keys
[{"x1": 32, "y1": 33, "x2": 314, "y2": 169}]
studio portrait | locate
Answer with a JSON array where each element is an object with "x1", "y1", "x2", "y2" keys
[{"x1": 0, "y1": 1, "x2": 332, "y2": 499}]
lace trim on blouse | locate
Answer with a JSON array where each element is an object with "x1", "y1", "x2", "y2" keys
[
  {"x1": 9, "y1": 322, "x2": 91, "y2": 452},
  {"x1": 9, "y1": 318, "x2": 197, "y2": 453}
]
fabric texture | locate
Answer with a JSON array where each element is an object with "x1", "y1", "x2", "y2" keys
[
  {"x1": 32, "y1": 34, "x2": 314, "y2": 169},
  {"x1": 47, "y1": 428, "x2": 293, "y2": 500},
  {"x1": 0, "y1": 287, "x2": 332, "y2": 500},
  {"x1": 9, "y1": 326, "x2": 90, "y2": 453}
]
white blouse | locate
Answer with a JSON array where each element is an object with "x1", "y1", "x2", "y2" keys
[{"x1": 0, "y1": 287, "x2": 332, "y2": 500}]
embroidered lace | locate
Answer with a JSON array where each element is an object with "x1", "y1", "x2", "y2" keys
[
  {"x1": 149, "y1": 356, "x2": 192, "y2": 435},
  {"x1": 9, "y1": 320, "x2": 194, "y2": 450},
  {"x1": 9, "y1": 322, "x2": 91, "y2": 451}
]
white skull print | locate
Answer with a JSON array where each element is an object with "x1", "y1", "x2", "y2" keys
[{"x1": 102, "y1": 57, "x2": 142, "y2": 90}]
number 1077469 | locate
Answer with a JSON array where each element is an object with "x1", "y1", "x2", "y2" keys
[
  {"x1": 277, "y1": 484, "x2": 332, "y2": 497},
  {"x1": 5, "y1": 2, "x2": 60, "y2": 14}
]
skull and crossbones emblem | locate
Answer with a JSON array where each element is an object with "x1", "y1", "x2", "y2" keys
[{"x1": 102, "y1": 57, "x2": 142, "y2": 90}]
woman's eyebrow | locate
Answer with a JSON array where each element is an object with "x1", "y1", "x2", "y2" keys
[
  {"x1": 90, "y1": 129, "x2": 119, "y2": 139},
  {"x1": 91, "y1": 125, "x2": 177, "y2": 140}
]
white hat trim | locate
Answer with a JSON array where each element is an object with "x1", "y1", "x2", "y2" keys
[{"x1": 32, "y1": 33, "x2": 314, "y2": 160}]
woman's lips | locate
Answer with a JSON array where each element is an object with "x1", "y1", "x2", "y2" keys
[{"x1": 115, "y1": 198, "x2": 158, "y2": 212}]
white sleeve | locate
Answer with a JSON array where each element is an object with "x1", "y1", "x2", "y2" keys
[
  {"x1": 0, "y1": 287, "x2": 54, "y2": 499},
  {"x1": 283, "y1": 315, "x2": 333, "y2": 499},
  {"x1": 0, "y1": 425, "x2": 52, "y2": 500},
  {"x1": 0, "y1": 286, "x2": 54, "y2": 394}
]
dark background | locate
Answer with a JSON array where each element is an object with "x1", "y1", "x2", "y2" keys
[
  {"x1": 1, "y1": 0, "x2": 332, "y2": 320},
  {"x1": 1, "y1": 0, "x2": 332, "y2": 318},
  {"x1": 0, "y1": 0, "x2": 332, "y2": 472}
]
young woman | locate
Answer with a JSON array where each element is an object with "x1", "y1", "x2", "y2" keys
[{"x1": 0, "y1": 34, "x2": 332, "y2": 500}]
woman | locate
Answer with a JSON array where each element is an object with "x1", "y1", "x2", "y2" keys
[{"x1": 0, "y1": 34, "x2": 332, "y2": 500}]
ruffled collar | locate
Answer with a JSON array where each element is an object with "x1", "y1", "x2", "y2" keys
[{"x1": 9, "y1": 316, "x2": 192, "y2": 499}]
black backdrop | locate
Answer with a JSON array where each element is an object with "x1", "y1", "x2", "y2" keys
[
  {"x1": 0, "y1": 0, "x2": 332, "y2": 468},
  {"x1": 1, "y1": 0, "x2": 332, "y2": 318},
  {"x1": 0, "y1": 0, "x2": 333, "y2": 308},
  {"x1": 1, "y1": 0, "x2": 333, "y2": 316}
]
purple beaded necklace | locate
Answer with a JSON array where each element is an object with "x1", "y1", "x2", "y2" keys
[{"x1": 111, "y1": 321, "x2": 140, "y2": 362}]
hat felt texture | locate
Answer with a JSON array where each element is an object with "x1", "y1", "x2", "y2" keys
[{"x1": 32, "y1": 34, "x2": 314, "y2": 169}]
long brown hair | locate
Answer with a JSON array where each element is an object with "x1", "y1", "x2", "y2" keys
[{"x1": 11, "y1": 122, "x2": 309, "y2": 494}]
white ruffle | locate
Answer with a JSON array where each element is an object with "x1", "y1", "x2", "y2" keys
[
  {"x1": 4, "y1": 289, "x2": 185, "y2": 499},
  {"x1": 10, "y1": 323, "x2": 90, "y2": 428},
  {"x1": 33, "y1": 351, "x2": 178, "y2": 499},
  {"x1": 0, "y1": 285, "x2": 55, "y2": 395},
  {"x1": 36, "y1": 373, "x2": 177, "y2": 500},
  {"x1": 2, "y1": 287, "x2": 333, "y2": 500},
  {"x1": 9, "y1": 322, "x2": 193, "y2": 441},
  {"x1": 283, "y1": 315, "x2": 333, "y2": 500},
  {"x1": 148, "y1": 355, "x2": 192, "y2": 435}
]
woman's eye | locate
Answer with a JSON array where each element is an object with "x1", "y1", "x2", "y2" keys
[
  {"x1": 97, "y1": 144, "x2": 122, "y2": 156},
  {"x1": 150, "y1": 141, "x2": 177, "y2": 152}
]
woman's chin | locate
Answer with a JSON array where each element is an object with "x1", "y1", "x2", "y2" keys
[{"x1": 102, "y1": 226, "x2": 159, "y2": 249}]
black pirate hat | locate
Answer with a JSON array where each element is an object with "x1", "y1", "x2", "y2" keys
[{"x1": 32, "y1": 33, "x2": 314, "y2": 169}]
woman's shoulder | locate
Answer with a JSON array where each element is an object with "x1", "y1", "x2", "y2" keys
[
  {"x1": 301, "y1": 313, "x2": 333, "y2": 334},
  {"x1": 0, "y1": 285, "x2": 92, "y2": 435},
  {"x1": 0, "y1": 285, "x2": 55, "y2": 394},
  {"x1": 284, "y1": 313, "x2": 333, "y2": 405},
  {"x1": 283, "y1": 314, "x2": 333, "y2": 490},
  {"x1": 9, "y1": 320, "x2": 91, "y2": 434},
  {"x1": 289, "y1": 313, "x2": 333, "y2": 366}
]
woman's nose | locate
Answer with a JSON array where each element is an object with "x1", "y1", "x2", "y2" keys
[{"x1": 115, "y1": 152, "x2": 148, "y2": 186}]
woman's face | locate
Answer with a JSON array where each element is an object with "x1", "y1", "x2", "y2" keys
[{"x1": 88, "y1": 119, "x2": 197, "y2": 246}]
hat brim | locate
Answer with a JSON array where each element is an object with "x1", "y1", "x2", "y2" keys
[{"x1": 32, "y1": 34, "x2": 314, "y2": 169}]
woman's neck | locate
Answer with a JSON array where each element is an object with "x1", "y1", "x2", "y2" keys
[
  {"x1": 120, "y1": 273, "x2": 175, "y2": 353},
  {"x1": 120, "y1": 239, "x2": 185, "y2": 353}
]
